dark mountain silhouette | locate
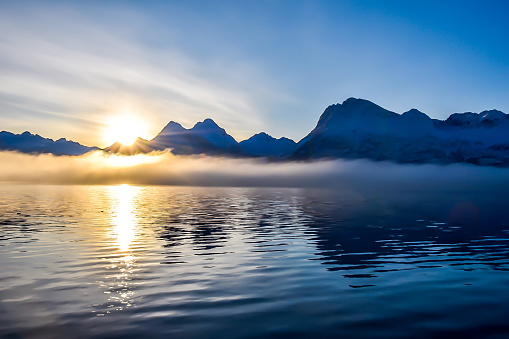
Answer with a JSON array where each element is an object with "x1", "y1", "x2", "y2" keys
[
  {"x1": 0, "y1": 131, "x2": 96, "y2": 155},
  {"x1": 239, "y1": 132, "x2": 296, "y2": 157},
  {"x1": 149, "y1": 118, "x2": 245, "y2": 156}
]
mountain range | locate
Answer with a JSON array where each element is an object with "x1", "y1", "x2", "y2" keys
[
  {"x1": 3, "y1": 97, "x2": 509, "y2": 167},
  {"x1": 0, "y1": 131, "x2": 97, "y2": 155},
  {"x1": 104, "y1": 118, "x2": 297, "y2": 158},
  {"x1": 293, "y1": 98, "x2": 509, "y2": 166}
]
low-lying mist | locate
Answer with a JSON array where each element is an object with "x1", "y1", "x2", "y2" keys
[{"x1": 1, "y1": 150, "x2": 508, "y2": 192}]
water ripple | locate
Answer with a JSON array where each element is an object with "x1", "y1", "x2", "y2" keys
[{"x1": 1, "y1": 185, "x2": 509, "y2": 338}]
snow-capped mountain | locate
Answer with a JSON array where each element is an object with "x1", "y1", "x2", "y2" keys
[
  {"x1": 240, "y1": 132, "x2": 296, "y2": 157},
  {"x1": 105, "y1": 118, "x2": 298, "y2": 158},
  {"x1": 191, "y1": 119, "x2": 239, "y2": 149},
  {"x1": 292, "y1": 98, "x2": 509, "y2": 166},
  {"x1": 0, "y1": 131, "x2": 96, "y2": 155},
  {"x1": 97, "y1": 97, "x2": 509, "y2": 166},
  {"x1": 6, "y1": 98, "x2": 509, "y2": 166},
  {"x1": 149, "y1": 118, "x2": 244, "y2": 156}
]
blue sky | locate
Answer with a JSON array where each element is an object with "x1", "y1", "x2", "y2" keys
[{"x1": 1, "y1": 0, "x2": 508, "y2": 147}]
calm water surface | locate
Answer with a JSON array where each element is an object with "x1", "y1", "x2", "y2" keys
[{"x1": 1, "y1": 184, "x2": 509, "y2": 338}]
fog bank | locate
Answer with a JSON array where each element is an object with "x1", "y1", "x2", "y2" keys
[{"x1": 1, "y1": 151, "x2": 508, "y2": 192}]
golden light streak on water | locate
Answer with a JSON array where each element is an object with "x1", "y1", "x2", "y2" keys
[
  {"x1": 110, "y1": 184, "x2": 137, "y2": 251},
  {"x1": 96, "y1": 184, "x2": 142, "y2": 315}
]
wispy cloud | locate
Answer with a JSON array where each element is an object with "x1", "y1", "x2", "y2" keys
[
  {"x1": 1, "y1": 1, "x2": 509, "y2": 147},
  {"x1": 0, "y1": 4, "x2": 269, "y2": 146}
]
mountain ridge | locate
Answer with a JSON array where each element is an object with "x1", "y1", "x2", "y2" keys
[
  {"x1": 4, "y1": 97, "x2": 509, "y2": 167},
  {"x1": 239, "y1": 132, "x2": 297, "y2": 157},
  {"x1": 0, "y1": 130, "x2": 97, "y2": 155},
  {"x1": 292, "y1": 98, "x2": 509, "y2": 166},
  {"x1": 149, "y1": 118, "x2": 244, "y2": 156}
]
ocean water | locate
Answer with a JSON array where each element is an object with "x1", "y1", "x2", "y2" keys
[{"x1": 1, "y1": 184, "x2": 509, "y2": 338}]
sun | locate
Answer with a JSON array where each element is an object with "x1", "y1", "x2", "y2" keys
[
  {"x1": 112, "y1": 119, "x2": 139, "y2": 146},
  {"x1": 104, "y1": 112, "x2": 149, "y2": 146}
]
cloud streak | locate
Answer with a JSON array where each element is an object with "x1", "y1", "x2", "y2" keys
[
  {"x1": 0, "y1": 4, "x2": 268, "y2": 146},
  {"x1": 1, "y1": 151, "x2": 509, "y2": 193}
]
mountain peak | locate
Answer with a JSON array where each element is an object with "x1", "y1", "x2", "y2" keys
[
  {"x1": 404, "y1": 108, "x2": 423, "y2": 114},
  {"x1": 342, "y1": 97, "x2": 367, "y2": 104},
  {"x1": 158, "y1": 121, "x2": 185, "y2": 136},
  {"x1": 189, "y1": 118, "x2": 239, "y2": 148},
  {"x1": 251, "y1": 132, "x2": 271, "y2": 139},
  {"x1": 168, "y1": 120, "x2": 183, "y2": 127},
  {"x1": 335, "y1": 97, "x2": 392, "y2": 114},
  {"x1": 316, "y1": 97, "x2": 398, "y2": 132},
  {"x1": 341, "y1": 97, "x2": 380, "y2": 109},
  {"x1": 193, "y1": 118, "x2": 220, "y2": 130},
  {"x1": 166, "y1": 121, "x2": 185, "y2": 129},
  {"x1": 240, "y1": 132, "x2": 296, "y2": 157},
  {"x1": 402, "y1": 108, "x2": 431, "y2": 120}
]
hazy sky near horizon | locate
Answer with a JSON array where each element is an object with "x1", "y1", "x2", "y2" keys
[{"x1": 1, "y1": 0, "x2": 508, "y2": 147}]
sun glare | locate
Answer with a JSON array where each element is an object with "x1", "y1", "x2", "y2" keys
[
  {"x1": 104, "y1": 112, "x2": 149, "y2": 146},
  {"x1": 110, "y1": 184, "x2": 137, "y2": 251}
]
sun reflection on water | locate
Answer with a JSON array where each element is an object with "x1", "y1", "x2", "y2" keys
[
  {"x1": 95, "y1": 184, "x2": 140, "y2": 315},
  {"x1": 111, "y1": 184, "x2": 137, "y2": 251}
]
